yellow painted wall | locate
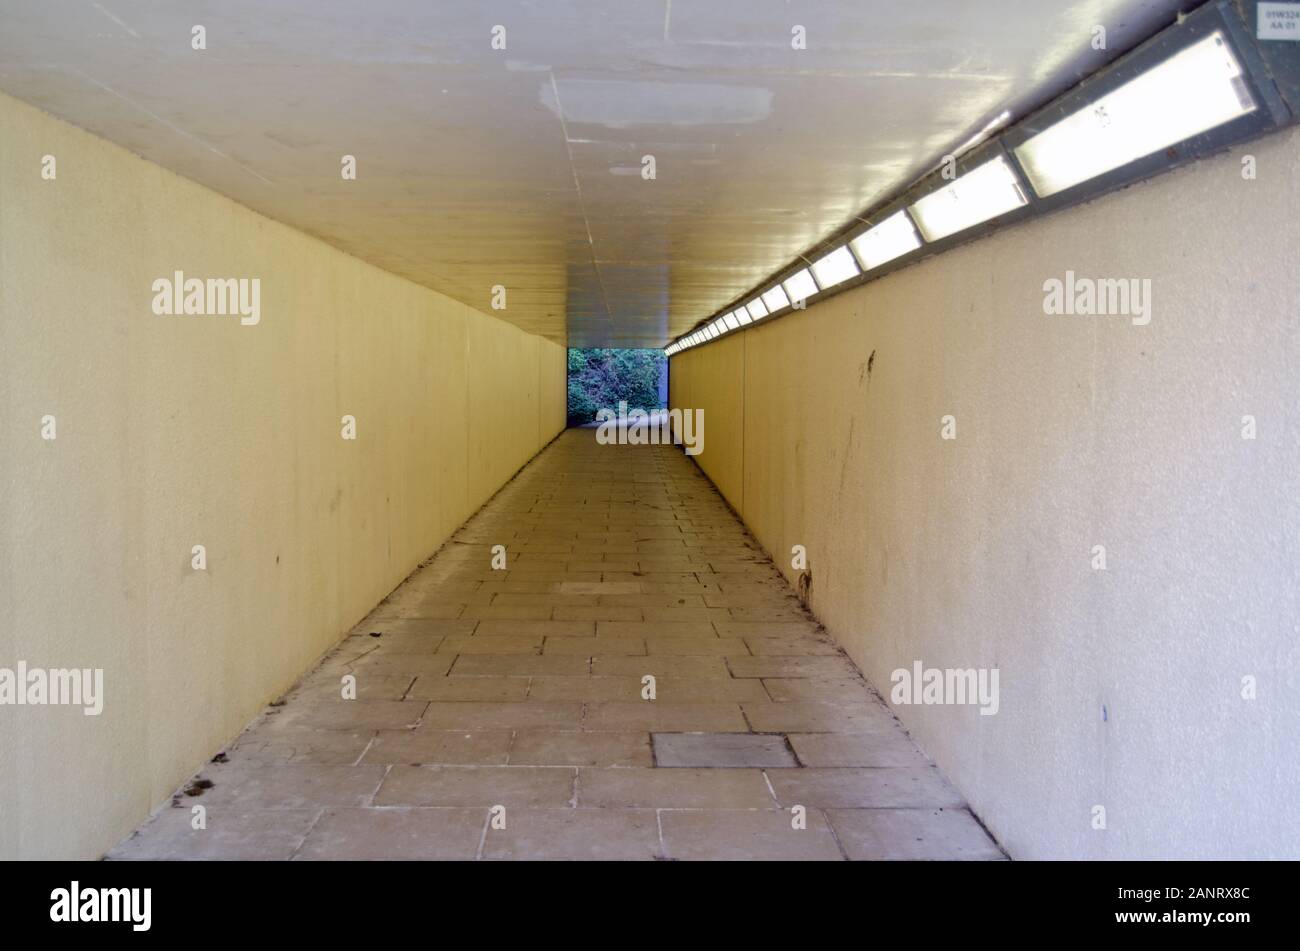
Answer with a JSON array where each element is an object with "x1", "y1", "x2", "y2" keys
[
  {"x1": 0, "y1": 92, "x2": 565, "y2": 859},
  {"x1": 669, "y1": 331, "x2": 745, "y2": 512},
  {"x1": 669, "y1": 127, "x2": 1300, "y2": 859},
  {"x1": 538, "y1": 339, "x2": 567, "y2": 454}
]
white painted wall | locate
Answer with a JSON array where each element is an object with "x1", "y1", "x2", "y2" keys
[
  {"x1": 0, "y1": 93, "x2": 566, "y2": 859},
  {"x1": 671, "y1": 127, "x2": 1300, "y2": 859}
]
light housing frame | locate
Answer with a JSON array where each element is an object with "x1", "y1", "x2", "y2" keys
[
  {"x1": 907, "y1": 152, "x2": 1030, "y2": 242},
  {"x1": 849, "y1": 209, "x2": 923, "y2": 271},
  {"x1": 761, "y1": 284, "x2": 791, "y2": 313},
  {"x1": 809, "y1": 245, "x2": 861, "y2": 289},
  {"x1": 1010, "y1": 30, "x2": 1261, "y2": 199},
  {"x1": 1000, "y1": 2, "x2": 1287, "y2": 218}
]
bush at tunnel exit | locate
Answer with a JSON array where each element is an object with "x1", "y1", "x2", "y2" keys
[{"x1": 567, "y1": 348, "x2": 665, "y2": 426}]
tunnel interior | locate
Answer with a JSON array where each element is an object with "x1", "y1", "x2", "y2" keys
[{"x1": 0, "y1": 0, "x2": 1297, "y2": 866}]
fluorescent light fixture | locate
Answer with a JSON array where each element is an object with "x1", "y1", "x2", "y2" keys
[
  {"x1": 783, "y1": 268, "x2": 818, "y2": 304},
  {"x1": 733, "y1": 307, "x2": 753, "y2": 326},
  {"x1": 761, "y1": 284, "x2": 790, "y2": 312},
  {"x1": 850, "y1": 210, "x2": 922, "y2": 270},
  {"x1": 746, "y1": 298, "x2": 769, "y2": 321},
  {"x1": 723, "y1": 312, "x2": 740, "y2": 330},
  {"x1": 909, "y1": 154, "x2": 1027, "y2": 241},
  {"x1": 1015, "y1": 31, "x2": 1256, "y2": 198},
  {"x1": 810, "y1": 245, "x2": 860, "y2": 289}
]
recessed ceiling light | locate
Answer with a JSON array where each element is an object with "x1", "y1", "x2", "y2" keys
[
  {"x1": 783, "y1": 268, "x2": 818, "y2": 304},
  {"x1": 761, "y1": 284, "x2": 790, "y2": 312},
  {"x1": 1014, "y1": 31, "x2": 1256, "y2": 198},
  {"x1": 810, "y1": 245, "x2": 860, "y2": 288},
  {"x1": 850, "y1": 210, "x2": 923, "y2": 270},
  {"x1": 909, "y1": 154, "x2": 1028, "y2": 241}
]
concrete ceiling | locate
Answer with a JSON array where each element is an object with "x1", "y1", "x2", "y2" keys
[{"x1": 0, "y1": 0, "x2": 1192, "y2": 346}]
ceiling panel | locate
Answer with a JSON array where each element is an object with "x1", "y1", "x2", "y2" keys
[{"x1": 0, "y1": 0, "x2": 1192, "y2": 346}]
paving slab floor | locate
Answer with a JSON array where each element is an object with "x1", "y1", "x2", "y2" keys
[{"x1": 108, "y1": 428, "x2": 1005, "y2": 861}]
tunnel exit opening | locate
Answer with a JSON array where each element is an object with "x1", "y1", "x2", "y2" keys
[{"x1": 566, "y1": 347, "x2": 667, "y2": 428}]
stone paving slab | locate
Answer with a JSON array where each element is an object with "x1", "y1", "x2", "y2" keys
[
  {"x1": 659, "y1": 809, "x2": 843, "y2": 861},
  {"x1": 766, "y1": 767, "x2": 966, "y2": 809},
  {"x1": 577, "y1": 767, "x2": 775, "y2": 809},
  {"x1": 652, "y1": 732, "x2": 799, "y2": 768},
  {"x1": 376, "y1": 765, "x2": 577, "y2": 808},
  {"x1": 787, "y1": 731, "x2": 931, "y2": 767},
  {"x1": 827, "y1": 808, "x2": 1007, "y2": 860},
  {"x1": 294, "y1": 807, "x2": 486, "y2": 860},
  {"x1": 480, "y1": 808, "x2": 662, "y2": 861},
  {"x1": 107, "y1": 808, "x2": 322, "y2": 861},
  {"x1": 361, "y1": 730, "x2": 513, "y2": 765},
  {"x1": 509, "y1": 730, "x2": 653, "y2": 767}
]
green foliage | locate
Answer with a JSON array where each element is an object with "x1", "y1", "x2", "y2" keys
[{"x1": 566, "y1": 348, "x2": 666, "y2": 425}]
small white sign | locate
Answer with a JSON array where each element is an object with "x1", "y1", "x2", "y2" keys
[{"x1": 1258, "y1": 2, "x2": 1300, "y2": 40}]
